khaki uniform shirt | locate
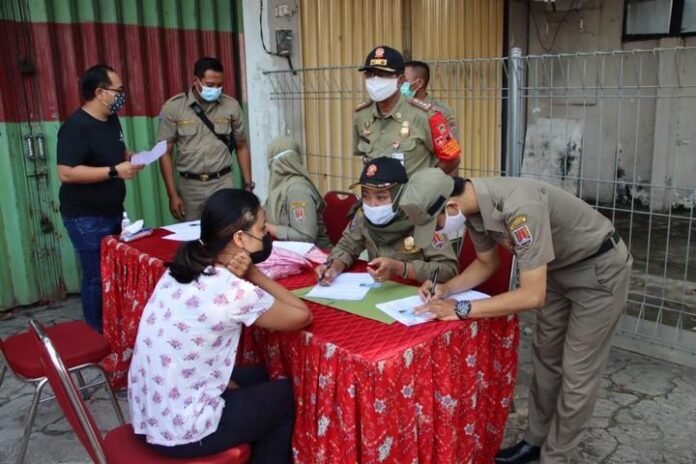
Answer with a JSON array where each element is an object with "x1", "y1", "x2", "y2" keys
[
  {"x1": 274, "y1": 180, "x2": 333, "y2": 250},
  {"x1": 158, "y1": 91, "x2": 246, "y2": 174},
  {"x1": 329, "y1": 210, "x2": 460, "y2": 283},
  {"x1": 353, "y1": 94, "x2": 438, "y2": 178},
  {"x1": 465, "y1": 177, "x2": 614, "y2": 272}
]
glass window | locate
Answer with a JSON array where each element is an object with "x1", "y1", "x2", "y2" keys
[
  {"x1": 682, "y1": 0, "x2": 696, "y2": 32},
  {"x1": 625, "y1": 0, "x2": 673, "y2": 35}
]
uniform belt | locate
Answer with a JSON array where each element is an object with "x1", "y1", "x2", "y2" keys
[
  {"x1": 582, "y1": 230, "x2": 621, "y2": 263},
  {"x1": 178, "y1": 166, "x2": 231, "y2": 181}
]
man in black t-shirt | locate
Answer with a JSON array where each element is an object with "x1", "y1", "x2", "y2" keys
[{"x1": 57, "y1": 64, "x2": 143, "y2": 332}]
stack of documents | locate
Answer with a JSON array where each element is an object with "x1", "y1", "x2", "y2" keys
[{"x1": 120, "y1": 219, "x2": 153, "y2": 242}]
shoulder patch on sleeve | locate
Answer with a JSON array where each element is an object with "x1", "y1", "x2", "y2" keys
[
  {"x1": 407, "y1": 97, "x2": 433, "y2": 112},
  {"x1": 508, "y1": 214, "x2": 533, "y2": 248},
  {"x1": 355, "y1": 100, "x2": 372, "y2": 112},
  {"x1": 510, "y1": 224, "x2": 533, "y2": 249},
  {"x1": 429, "y1": 111, "x2": 461, "y2": 161},
  {"x1": 431, "y1": 231, "x2": 447, "y2": 249},
  {"x1": 289, "y1": 201, "x2": 307, "y2": 223}
]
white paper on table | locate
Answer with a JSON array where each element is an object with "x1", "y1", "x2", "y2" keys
[
  {"x1": 131, "y1": 140, "x2": 167, "y2": 166},
  {"x1": 305, "y1": 272, "x2": 375, "y2": 301},
  {"x1": 162, "y1": 221, "x2": 200, "y2": 234},
  {"x1": 376, "y1": 289, "x2": 491, "y2": 326},
  {"x1": 123, "y1": 219, "x2": 144, "y2": 235},
  {"x1": 273, "y1": 241, "x2": 315, "y2": 256},
  {"x1": 162, "y1": 229, "x2": 201, "y2": 241},
  {"x1": 329, "y1": 273, "x2": 375, "y2": 285},
  {"x1": 161, "y1": 221, "x2": 201, "y2": 242}
]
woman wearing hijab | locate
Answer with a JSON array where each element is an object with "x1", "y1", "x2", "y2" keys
[{"x1": 264, "y1": 136, "x2": 332, "y2": 249}]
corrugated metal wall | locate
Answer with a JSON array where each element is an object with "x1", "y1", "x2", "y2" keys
[
  {"x1": 0, "y1": 0, "x2": 243, "y2": 310},
  {"x1": 412, "y1": 0, "x2": 504, "y2": 176},
  {"x1": 297, "y1": 0, "x2": 503, "y2": 192},
  {"x1": 299, "y1": 0, "x2": 406, "y2": 192}
]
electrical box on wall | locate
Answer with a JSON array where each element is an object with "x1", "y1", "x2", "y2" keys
[
  {"x1": 266, "y1": 0, "x2": 299, "y2": 58},
  {"x1": 275, "y1": 29, "x2": 293, "y2": 57}
]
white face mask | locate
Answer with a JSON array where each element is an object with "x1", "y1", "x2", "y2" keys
[
  {"x1": 363, "y1": 203, "x2": 397, "y2": 225},
  {"x1": 440, "y1": 207, "x2": 467, "y2": 237},
  {"x1": 365, "y1": 76, "x2": 398, "y2": 102}
]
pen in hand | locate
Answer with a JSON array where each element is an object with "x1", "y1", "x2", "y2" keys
[
  {"x1": 428, "y1": 268, "x2": 440, "y2": 302},
  {"x1": 318, "y1": 258, "x2": 334, "y2": 283}
]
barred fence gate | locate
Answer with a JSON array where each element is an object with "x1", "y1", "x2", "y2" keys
[{"x1": 264, "y1": 46, "x2": 696, "y2": 368}]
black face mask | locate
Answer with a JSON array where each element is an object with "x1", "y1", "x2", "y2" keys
[{"x1": 246, "y1": 232, "x2": 273, "y2": 264}]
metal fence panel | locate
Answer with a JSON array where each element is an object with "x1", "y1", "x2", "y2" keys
[
  {"x1": 516, "y1": 47, "x2": 696, "y2": 366},
  {"x1": 264, "y1": 46, "x2": 696, "y2": 366}
]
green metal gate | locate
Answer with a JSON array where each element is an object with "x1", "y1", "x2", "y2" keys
[{"x1": 0, "y1": 0, "x2": 245, "y2": 310}]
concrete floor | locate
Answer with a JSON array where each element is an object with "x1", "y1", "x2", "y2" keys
[{"x1": 1, "y1": 298, "x2": 696, "y2": 463}]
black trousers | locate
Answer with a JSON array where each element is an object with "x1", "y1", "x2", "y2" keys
[{"x1": 147, "y1": 366, "x2": 294, "y2": 464}]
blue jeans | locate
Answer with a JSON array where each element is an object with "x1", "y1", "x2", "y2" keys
[{"x1": 62, "y1": 214, "x2": 121, "y2": 332}]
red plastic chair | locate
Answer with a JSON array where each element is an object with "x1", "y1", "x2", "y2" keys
[
  {"x1": 28, "y1": 319, "x2": 252, "y2": 464},
  {"x1": 0, "y1": 320, "x2": 124, "y2": 464},
  {"x1": 459, "y1": 231, "x2": 516, "y2": 296},
  {"x1": 323, "y1": 191, "x2": 359, "y2": 246}
]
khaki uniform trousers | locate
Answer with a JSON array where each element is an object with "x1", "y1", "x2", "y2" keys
[
  {"x1": 525, "y1": 239, "x2": 632, "y2": 463},
  {"x1": 178, "y1": 172, "x2": 235, "y2": 221}
]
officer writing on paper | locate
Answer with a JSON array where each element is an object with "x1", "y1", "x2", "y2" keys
[
  {"x1": 400, "y1": 169, "x2": 632, "y2": 464},
  {"x1": 315, "y1": 157, "x2": 458, "y2": 286}
]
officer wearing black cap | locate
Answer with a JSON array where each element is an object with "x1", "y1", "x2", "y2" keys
[
  {"x1": 353, "y1": 46, "x2": 461, "y2": 178},
  {"x1": 315, "y1": 157, "x2": 458, "y2": 286}
]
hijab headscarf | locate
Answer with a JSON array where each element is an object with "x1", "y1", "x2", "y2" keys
[
  {"x1": 265, "y1": 136, "x2": 325, "y2": 224},
  {"x1": 265, "y1": 136, "x2": 332, "y2": 249}
]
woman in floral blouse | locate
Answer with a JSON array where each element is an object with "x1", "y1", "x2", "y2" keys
[{"x1": 128, "y1": 188, "x2": 312, "y2": 463}]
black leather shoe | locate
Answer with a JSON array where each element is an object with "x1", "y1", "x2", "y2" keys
[{"x1": 494, "y1": 440, "x2": 541, "y2": 463}]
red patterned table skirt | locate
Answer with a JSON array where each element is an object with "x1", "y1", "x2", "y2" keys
[{"x1": 100, "y1": 231, "x2": 519, "y2": 463}]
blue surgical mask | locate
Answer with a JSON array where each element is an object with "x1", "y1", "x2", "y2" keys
[
  {"x1": 363, "y1": 203, "x2": 397, "y2": 225},
  {"x1": 400, "y1": 81, "x2": 416, "y2": 98},
  {"x1": 199, "y1": 84, "x2": 222, "y2": 102}
]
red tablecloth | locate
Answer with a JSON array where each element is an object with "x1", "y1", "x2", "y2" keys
[{"x1": 101, "y1": 230, "x2": 519, "y2": 463}]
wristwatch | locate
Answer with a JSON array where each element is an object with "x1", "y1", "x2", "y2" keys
[
  {"x1": 244, "y1": 181, "x2": 255, "y2": 191},
  {"x1": 454, "y1": 300, "x2": 472, "y2": 320},
  {"x1": 108, "y1": 166, "x2": 118, "y2": 179}
]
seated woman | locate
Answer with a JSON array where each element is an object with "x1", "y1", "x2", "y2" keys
[
  {"x1": 264, "y1": 136, "x2": 332, "y2": 249},
  {"x1": 315, "y1": 156, "x2": 459, "y2": 285},
  {"x1": 128, "y1": 189, "x2": 312, "y2": 463}
]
